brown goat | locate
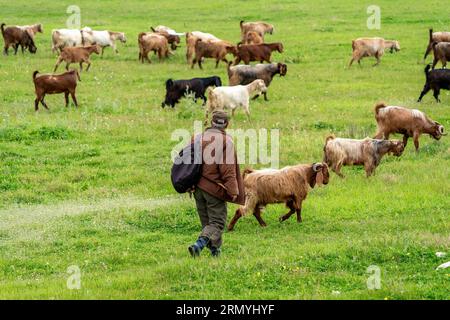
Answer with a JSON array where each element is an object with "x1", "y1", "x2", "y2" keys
[
  {"x1": 138, "y1": 32, "x2": 169, "y2": 63},
  {"x1": 54, "y1": 45, "x2": 100, "y2": 72},
  {"x1": 227, "y1": 163, "x2": 329, "y2": 231},
  {"x1": 323, "y1": 136, "x2": 404, "y2": 177},
  {"x1": 1, "y1": 23, "x2": 37, "y2": 55},
  {"x1": 243, "y1": 31, "x2": 263, "y2": 45},
  {"x1": 240, "y1": 20, "x2": 274, "y2": 42},
  {"x1": 185, "y1": 31, "x2": 220, "y2": 64},
  {"x1": 431, "y1": 42, "x2": 450, "y2": 69},
  {"x1": 234, "y1": 43, "x2": 283, "y2": 65},
  {"x1": 32, "y1": 70, "x2": 81, "y2": 111},
  {"x1": 150, "y1": 27, "x2": 180, "y2": 50},
  {"x1": 373, "y1": 102, "x2": 446, "y2": 151},
  {"x1": 192, "y1": 39, "x2": 238, "y2": 69},
  {"x1": 424, "y1": 29, "x2": 450, "y2": 61}
]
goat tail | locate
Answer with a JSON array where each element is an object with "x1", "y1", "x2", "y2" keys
[
  {"x1": 150, "y1": 26, "x2": 156, "y2": 32},
  {"x1": 165, "y1": 79, "x2": 174, "y2": 90},
  {"x1": 240, "y1": 20, "x2": 244, "y2": 29},
  {"x1": 432, "y1": 41, "x2": 438, "y2": 49},
  {"x1": 0, "y1": 23, "x2": 5, "y2": 35},
  {"x1": 374, "y1": 102, "x2": 387, "y2": 115},
  {"x1": 242, "y1": 168, "x2": 254, "y2": 179},
  {"x1": 429, "y1": 28, "x2": 433, "y2": 41},
  {"x1": 424, "y1": 63, "x2": 431, "y2": 76},
  {"x1": 138, "y1": 32, "x2": 146, "y2": 42},
  {"x1": 32, "y1": 70, "x2": 39, "y2": 80},
  {"x1": 351, "y1": 40, "x2": 356, "y2": 50}
]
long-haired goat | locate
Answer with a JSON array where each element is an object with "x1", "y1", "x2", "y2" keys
[
  {"x1": 349, "y1": 37, "x2": 400, "y2": 67},
  {"x1": 323, "y1": 136, "x2": 404, "y2": 177},
  {"x1": 227, "y1": 62, "x2": 287, "y2": 100},
  {"x1": 239, "y1": 20, "x2": 274, "y2": 42},
  {"x1": 373, "y1": 102, "x2": 446, "y2": 151},
  {"x1": 227, "y1": 163, "x2": 329, "y2": 231}
]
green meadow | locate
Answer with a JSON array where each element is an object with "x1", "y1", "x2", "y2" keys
[{"x1": 0, "y1": 0, "x2": 448, "y2": 299}]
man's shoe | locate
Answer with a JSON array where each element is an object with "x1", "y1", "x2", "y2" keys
[
  {"x1": 188, "y1": 236, "x2": 209, "y2": 258},
  {"x1": 188, "y1": 245, "x2": 201, "y2": 257},
  {"x1": 210, "y1": 247, "x2": 221, "y2": 257}
]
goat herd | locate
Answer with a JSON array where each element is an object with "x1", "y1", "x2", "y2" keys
[{"x1": 1, "y1": 20, "x2": 448, "y2": 230}]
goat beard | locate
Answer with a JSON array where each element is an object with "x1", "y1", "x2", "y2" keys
[{"x1": 315, "y1": 171, "x2": 324, "y2": 186}]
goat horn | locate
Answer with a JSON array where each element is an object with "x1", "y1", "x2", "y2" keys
[
  {"x1": 439, "y1": 125, "x2": 447, "y2": 135},
  {"x1": 312, "y1": 163, "x2": 322, "y2": 172}
]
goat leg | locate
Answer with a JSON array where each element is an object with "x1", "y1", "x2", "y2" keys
[
  {"x1": 228, "y1": 208, "x2": 243, "y2": 231},
  {"x1": 253, "y1": 206, "x2": 267, "y2": 227},
  {"x1": 70, "y1": 92, "x2": 78, "y2": 108},
  {"x1": 64, "y1": 92, "x2": 69, "y2": 107}
]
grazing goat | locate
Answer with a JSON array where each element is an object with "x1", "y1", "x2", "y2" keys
[
  {"x1": 1, "y1": 23, "x2": 37, "y2": 55},
  {"x1": 151, "y1": 26, "x2": 180, "y2": 50},
  {"x1": 227, "y1": 62, "x2": 287, "y2": 100},
  {"x1": 424, "y1": 29, "x2": 450, "y2": 61},
  {"x1": 86, "y1": 29, "x2": 126, "y2": 56},
  {"x1": 161, "y1": 76, "x2": 222, "y2": 108},
  {"x1": 234, "y1": 43, "x2": 283, "y2": 65},
  {"x1": 205, "y1": 79, "x2": 267, "y2": 123},
  {"x1": 418, "y1": 64, "x2": 450, "y2": 102},
  {"x1": 349, "y1": 37, "x2": 400, "y2": 67},
  {"x1": 192, "y1": 39, "x2": 237, "y2": 69},
  {"x1": 185, "y1": 31, "x2": 220, "y2": 64},
  {"x1": 243, "y1": 31, "x2": 263, "y2": 45},
  {"x1": 51, "y1": 28, "x2": 93, "y2": 53},
  {"x1": 138, "y1": 32, "x2": 169, "y2": 63},
  {"x1": 373, "y1": 103, "x2": 446, "y2": 151},
  {"x1": 16, "y1": 23, "x2": 42, "y2": 52},
  {"x1": 323, "y1": 136, "x2": 404, "y2": 177},
  {"x1": 54, "y1": 45, "x2": 100, "y2": 72},
  {"x1": 240, "y1": 20, "x2": 274, "y2": 42},
  {"x1": 227, "y1": 162, "x2": 329, "y2": 231},
  {"x1": 32, "y1": 70, "x2": 80, "y2": 111},
  {"x1": 431, "y1": 42, "x2": 450, "y2": 69}
]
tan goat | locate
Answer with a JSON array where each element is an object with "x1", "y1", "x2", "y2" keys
[
  {"x1": 349, "y1": 37, "x2": 400, "y2": 67},
  {"x1": 227, "y1": 163, "x2": 329, "y2": 231},
  {"x1": 240, "y1": 20, "x2": 274, "y2": 42},
  {"x1": 54, "y1": 45, "x2": 100, "y2": 72},
  {"x1": 138, "y1": 32, "x2": 170, "y2": 63}
]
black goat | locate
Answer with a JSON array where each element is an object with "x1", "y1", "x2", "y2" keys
[
  {"x1": 161, "y1": 76, "x2": 222, "y2": 108},
  {"x1": 418, "y1": 64, "x2": 450, "y2": 103}
]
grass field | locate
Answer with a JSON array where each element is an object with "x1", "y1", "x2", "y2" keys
[{"x1": 0, "y1": 0, "x2": 449, "y2": 299}]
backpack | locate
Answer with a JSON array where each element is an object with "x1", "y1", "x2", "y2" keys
[{"x1": 171, "y1": 135, "x2": 203, "y2": 193}]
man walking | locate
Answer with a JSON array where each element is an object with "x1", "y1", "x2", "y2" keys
[{"x1": 189, "y1": 111, "x2": 245, "y2": 257}]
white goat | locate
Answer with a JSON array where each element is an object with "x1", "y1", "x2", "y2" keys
[
  {"x1": 85, "y1": 29, "x2": 127, "y2": 56},
  {"x1": 205, "y1": 79, "x2": 267, "y2": 123},
  {"x1": 51, "y1": 28, "x2": 93, "y2": 53},
  {"x1": 153, "y1": 25, "x2": 184, "y2": 36}
]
